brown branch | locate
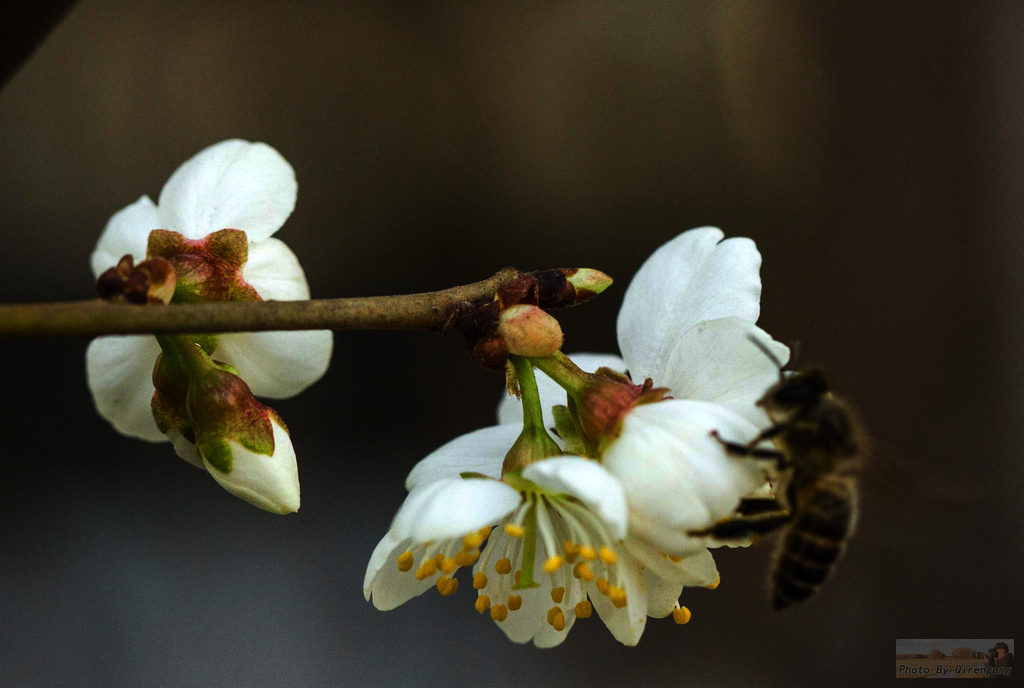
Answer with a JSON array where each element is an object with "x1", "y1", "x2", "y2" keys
[{"x1": 0, "y1": 268, "x2": 520, "y2": 338}]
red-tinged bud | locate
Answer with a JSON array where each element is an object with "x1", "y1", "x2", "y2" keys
[
  {"x1": 577, "y1": 373, "x2": 670, "y2": 455},
  {"x1": 497, "y1": 304, "x2": 564, "y2": 358},
  {"x1": 96, "y1": 254, "x2": 176, "y2": 305},
  {"x1": 151, "y1": 334, "x2": 300, "y2": 514}
]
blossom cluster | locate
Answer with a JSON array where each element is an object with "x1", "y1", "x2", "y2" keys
[{"x1": 86, "y1": 140, "x2": 787, "y2": 647}]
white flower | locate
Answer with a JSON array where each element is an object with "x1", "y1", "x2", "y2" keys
[
  {"x1": 85, "y1": 139, "x2": 333, "y2": 444},
  {"x1": 497, "y1": 228, "x2": 789, "y2": 569},
  {"x1": 365, "y1": 428, "x2": 718, "y2": 647}
]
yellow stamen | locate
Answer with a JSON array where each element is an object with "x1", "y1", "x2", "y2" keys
[
  {"x1": 433, "y1": 553, "x2": 445, "y2": 567},
  {"x1": 609, "y1": 585, "x2": 628, "y2": 608},
  {"x1": 495, "y1": 558, "x2": 512, "y2": 575},
  {"x1": 574, "y1": 600, "x2": 593, "y2": 619},
  {"x1": 507, "y1": 594, "x2": 522, "y2": 611},
  {"x1": 672, "y1": 606, "x2": 692, "y2": 624},
  {"x1": 550, "y1": 586, "x2": 565, "y2": 603},
  {"x1": 579, "y1": 546, "x2": 596, "y2": 561},
  {"x1": 547, "y1": 606, "x2": 561, "y2": 626},
  {"x1": 668, "y1": 554, "x2": 684, "y2": 563},
  {"x1": 454, "y1": 550, "x2": 475, "y2": 567},
  {"x1": 462, "y1": 532, "x2": 484, "y2": 550},
  {"x1": 563, "y1": 541, "x2": 580, "y2": 556},
  {"x1": 598, "y1": 546, "x2": 617, "y2": 565},
  {"x1": 475, "y1": 595, "x2": 491, "y2": 613},
  {"x1": 478, "y1": 526, "x2": 492, "y2": 540},
  {"x1": 436, "y1": 576, "x2": 449, "y2": 593},
  {"x1": 514, "y1": 569, "x2": 522, "y2": 585},
  {"x1": 473, "y1": 572, "x2": 488, "y2": 590},
  {"x1": 573, "y1": 561, "x2": 594, "y2": 582},
  {"x1": 415, "y1": 559, "x2": 437, "y2": 581},
  {"x1": 396, "y1": 551, "x2": 414, "y2": 572},
  {"x1": 543, "y1": 555, "x2": 563, "y2": 573},
  {"x1": 505, "y1": 523, "x2": 526, "y2": 538},
  {"x1": 442, "y1": 578, "x2": 458, "y2": 596},
  {"x1": 552, "y1": 611, "x2": 565, "y2": 632},
  {"x1": 490, "y1": 604, "x2": 508, "y2": 622},
  {"x1": 704, "y1": 579, "x2": 720, "y2": 590},
  {"x1": 595, "y1": 578, "x2": 610, "y2": 595},
  {"x1": 440, "y1": 556, "x2": 457, "y2": 575}
]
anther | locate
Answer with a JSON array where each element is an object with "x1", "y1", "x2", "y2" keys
[
  {"x1": 507, "y1": 594, "x2": 522, "y2": 611},
  {"x1": 475, "y1": 595, "x2": 491, "y2": 614},
  {"x1": 490, "y1": 604, "x2": 509, "y2": 622},
  {"x1": 433, "y1": 553, "x2": 446, "y2": 567},
  {"x1": 574, "y1": 600, "x2": 593, "y2": 619},
  {"x1": 668, "y1": 554, "x2": 684, "y2": 563},
  {"x1": 440, "y1": 556, "x2": 458, "y2": 575},
  {"x1": 463, "y1": 532, "x2": 484, "y2": 550},
  {"x1": 495, "y1": 558, "x2": 512, "y2": 575},
  {"x1": 454, "y1": 551, "x2": 475, "y2": 567},
  {"x1": 595, "y1": 578, "x2": 610, "y2": 595},
  {"x1": 704, "y1": 580, "x2": 720, "y2": 590},
  {"x1": 505, "y1": 523, "x2": 526, "y2": 538},
  {"x1": 552, "y1": 611, "x2": 566, "y2": 632},
  {"x1": 547, "y1": 606, "x2": 561, "y2": 626},
  {"x1": 479, "y1": 526, "x2": 492, "y2": 540},
  {"x1": 598, "y1": 546, "x2": 617, "y2": 565},
  {"x1": 563, "y1": 541, "x2": 580, "y2": 556},
  {"x1": 579, "y1": 546, "x2": 596, "y2": 561},
  {"x1": 442, "y1": 578, "x2": 458, "y2": 596},
  {"x1": 573, "y1": 562, "x2": 594, "y2": 582},
  {"x1": 672, "y1": 606, "x2": 692, "y2": 625},
  {"x1": 609, "y1": 585, "x2": 628, "y2": 608},
  {"x1": 396, "y1": 551, "x2": 414, "y2": 572},
  {"x1": 436, "y1": 576, "x2": 450, "y2": 593},
  {"x1": 473, "y1": 572, "x2": 488, "y2": 590},
  {"x1": 514, "y1": 569, "x2": 522, "y2": 585},
  {"x1": 543, "y1": 555, "x2": 563, "y2": 573},
  {"x1": 551, "y1": 586, "x2": 565, "y2": 603},
  {"x1": 415, "y1": 559, "x2": 438, "y2": 580}
]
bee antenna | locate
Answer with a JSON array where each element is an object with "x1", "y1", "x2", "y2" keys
[
  {"x1": 745, "y1": 333, "x2": 785, "y2": 371},
  {"x1": 789, "y1": 340, "x2": 802, "y2": 369}
]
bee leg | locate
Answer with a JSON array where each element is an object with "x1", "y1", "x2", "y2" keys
[
  {"x1": 737, "y1": 497, "x2": 785, "y2": 516},
  {"x1": 687, "y1": 512, "x2": 791, "y2": 540},
  {"x1": 709, "y1": 430, "x2": 787, "y2": 463}
]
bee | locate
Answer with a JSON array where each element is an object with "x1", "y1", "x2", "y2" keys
[{"x1": 689, "y1": 337, "x2": 862, "y2": 609}]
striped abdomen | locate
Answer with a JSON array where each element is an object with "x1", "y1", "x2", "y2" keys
[{"x1": 772, "y1": 475, "x2": 858, "y2": 609}]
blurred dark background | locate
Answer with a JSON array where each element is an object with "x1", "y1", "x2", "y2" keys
[{"x1": 1, "y1": 1, "x2": 1020, "y2": 686}]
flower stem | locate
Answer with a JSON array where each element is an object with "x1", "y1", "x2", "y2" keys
[
  {"x1": 529, "y1": 351, "x2": 591, "y2": 399},
  {"x1": 0, "y1": 268, "x2": 520, "y2": 338},
  {"x1": 510, "y1": 355, "x2": 546, "y2": 436}
]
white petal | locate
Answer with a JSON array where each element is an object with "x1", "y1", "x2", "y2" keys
[
  {"x1": 474, "y1": 529, "x2": 548, "y2": 644},
  {"x1": 90, "y1": 195, "x2": 160, "y2": 277},
  {"x1": 523, "y1": 457, "x2": 628, "y2": 540},
  {"x1": 166, "y1": 428, "x2": 204, "y2": 468},
  {"x1": 589, "y1": 551, "x2": 649, "y2": 646},
  {"x1": 497, "y1": 352, "x2": 627, "y2": 428},
  {"x1": 86, "y1": 335, "x2": 165, "y2": 442},
  {"x1": 532, "y1": 574, "x2": 584, "y2": 648},
  {"x1": 617, "y1": 227, "x2": 762, "y2": 383},
  {"x1": 242, "y1": 238, "x2": 311, "y2": 301},
  {"x1": 659, "y1": 318, "x2": 790, "y2": 426},
  {"x1": 404, "y1": 425, "x2": 520, "y2": 490},
  {"x1": 157, "y1": 139, "x2": 297, "y2": 241},
  {"x1": 363, "y1": 532, "x2": 438, "y2": 610},
  {"x1": 390, "y1": 478, "x2": 521, "y2": 543},
  {"x1": 204, "y1": 419, "x2": 300, "y2": 514},
  {"x1": 623, "y1": 539, "x2": 719, "y2": 618},
  {"x1": 212, "y1": 330, "x2": 332, "y2": 399},
  {"x1": 602, "y1": 400, "x2": 765, "y2": 555}
]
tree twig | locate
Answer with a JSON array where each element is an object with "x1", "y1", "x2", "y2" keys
[{"x1": 0, "y1": 268, "x2": 520, "y2": 338}]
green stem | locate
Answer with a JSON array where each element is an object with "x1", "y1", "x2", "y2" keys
[
  {"x1": 154, "y1": 334, "x2": 210, "y2": 377},
  {"x1": 510, "y1": 355, "x2": 546, "y2": 435},
  {"x1": 513, "y1": 497, "x2": 539, "y2": 590},
  {"x1": 529, "y1": 351, "x2": 591, "y2": 398}
]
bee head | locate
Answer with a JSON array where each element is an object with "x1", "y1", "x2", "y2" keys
[{"x1": 757, "y1": 369, "x2": 829, "y2": 416}]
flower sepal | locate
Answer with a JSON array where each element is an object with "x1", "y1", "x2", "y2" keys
[{"x1": 146, "y1": 228, "x2": 261, "y2": 304}]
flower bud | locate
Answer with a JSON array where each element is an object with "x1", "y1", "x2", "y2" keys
[
  {"x1": 497, "y1": 304, "x2": 563, "y2": 358},
  {"x1": 496, "y1": 268, "x2": 614, "y2": 310},
  {"x1": 186, "y1": 368, "x2": 300, "y2": 514}
]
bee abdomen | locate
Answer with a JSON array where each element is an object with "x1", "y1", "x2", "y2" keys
[{"x1": 772, "y1": 478, "x2": 857, "y2": 609}]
